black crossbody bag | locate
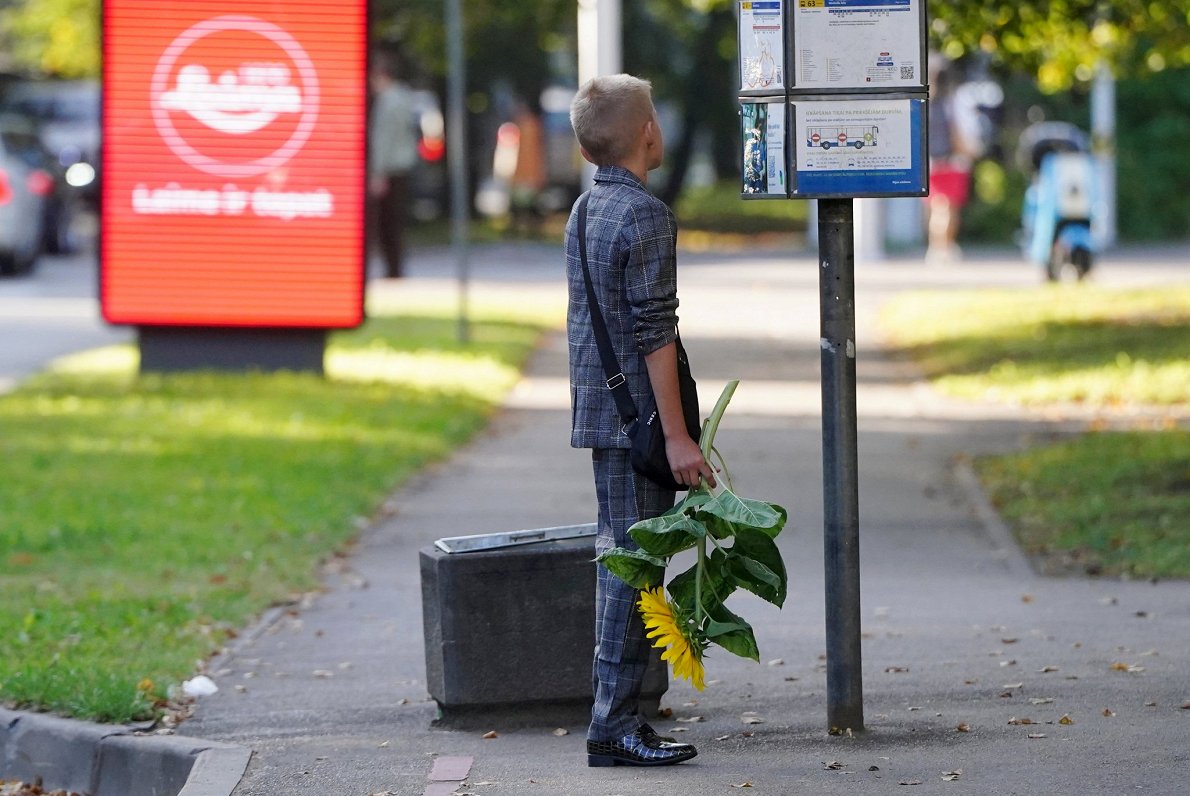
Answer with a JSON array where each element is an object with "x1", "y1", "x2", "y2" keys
[{"x1": 577, "y1": 192, "x2": 700, "y2": 492}]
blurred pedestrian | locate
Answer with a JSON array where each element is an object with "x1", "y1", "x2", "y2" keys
[
  {"x1": 926, "y1": 57, "x2": 983, "y2": 264},
  {"x1": 369, "y1": 52, "x2": 418, "y2": 279},
  {"x1": 509, "y1": 98, "x2": 547, "y2": 235}
]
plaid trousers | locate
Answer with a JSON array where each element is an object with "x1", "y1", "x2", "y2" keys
[{"x1": 589, "y1": 448, "x2": 675, "y2": 741}]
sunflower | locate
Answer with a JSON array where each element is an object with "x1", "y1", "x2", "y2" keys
[{"x1": 638, "y1": 586, "x2": 707, "y2": 691}]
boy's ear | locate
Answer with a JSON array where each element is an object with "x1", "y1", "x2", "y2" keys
[
  {"x1": 643, "y1": 118, "x2": 657, "y2": 148},
  {"x1": 579, "y1": 145, "x2": 596, "y2": 165}
]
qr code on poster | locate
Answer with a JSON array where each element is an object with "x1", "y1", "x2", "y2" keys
[{"x1": 900, "y1": 66, "x2": 915, "y2": 80}]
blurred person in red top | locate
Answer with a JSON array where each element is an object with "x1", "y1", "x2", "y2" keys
[{"x1": 926, "y1": 56, "x2": 983, "y2": 264}]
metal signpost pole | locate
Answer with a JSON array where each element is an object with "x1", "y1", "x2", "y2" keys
[
  {"x1": 445, "y1": 0, "x2": 470, "y2": 343},
  {"x1": 817, "y1": 197, "x2": 864, "y2": 733},
  {"x1": 738, "y1": 0, "x2": 927, "y2": 735}
]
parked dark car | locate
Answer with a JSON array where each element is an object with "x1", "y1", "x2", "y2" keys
[
  {"x1": 0, "y1": 79, "x2": 99, "y2": 209},
  {"x1": 0, "y1": 115, "x2": 56, "y2": 274}
]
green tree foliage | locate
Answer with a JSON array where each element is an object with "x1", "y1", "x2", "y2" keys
[
  {"x1": 373, "y1": 0, "x2": 575, "y2": 104},
  {"x1": 929, "y1": 0, "x2": 1190, "y2": 92},
  {"x1": 1, "y1": 0, "x2": 99, "y2": 78}
]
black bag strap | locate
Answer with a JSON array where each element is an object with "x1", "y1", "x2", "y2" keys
[{"x1": 577, "y1": 191, "x2": 639, "y2": 423}]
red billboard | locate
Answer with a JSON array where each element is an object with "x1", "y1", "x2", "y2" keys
[{"x1": 102, "y1": 0, "x2": 368, "y2": 328}]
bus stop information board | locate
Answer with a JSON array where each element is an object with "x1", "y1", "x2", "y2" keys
[
  {"x1": 737, "y1": 0, "x2": 928, "y2": 199},
  {"x1": 102, "y1": 0, "x2": 367, "y2": 328},
  {"x1": 792, "y1": 0, "x2": 923, "y2": 90}
]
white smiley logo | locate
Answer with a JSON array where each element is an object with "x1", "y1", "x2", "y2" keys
[{"x1": 152, "y1": 15, "x2": 319, "y2": 178}]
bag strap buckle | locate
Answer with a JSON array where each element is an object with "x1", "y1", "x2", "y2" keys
[{"x1": 605, "y1": 372, "x2": 626, "y2": 390}]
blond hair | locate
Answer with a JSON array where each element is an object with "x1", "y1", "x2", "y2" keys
[{"x1": 569, "y1": 74, "x2": 655, "y2": 165}]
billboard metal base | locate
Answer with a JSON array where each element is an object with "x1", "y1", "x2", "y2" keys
[{"x1": 138, "y1": 327, "x2": 327, "y2": 374}]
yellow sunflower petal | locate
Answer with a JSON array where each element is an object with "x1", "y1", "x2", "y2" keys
[{"x1": 637, "y1": 586, "x2": 706, "y2": 690}]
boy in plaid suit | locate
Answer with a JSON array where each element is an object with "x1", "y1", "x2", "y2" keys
[{"x1": 566, "y1": 74, "x2": 716, "y2": 767}]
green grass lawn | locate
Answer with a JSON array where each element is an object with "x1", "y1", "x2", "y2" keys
[
  {"x1": 977, "y1": 431, "x2": 1190, "y2": 579},
  {"x1": 0, "y1": 308, "x2": 551, "y2": 722},
  {"x1": 880, "y1": 284, "x2": 1189, "y2": 580},
  {"x1": 879, "y1": 285, "x2": 1190, "y2": 406}
]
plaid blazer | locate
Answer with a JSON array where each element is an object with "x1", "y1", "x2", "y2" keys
[{"x1": 566, "y1": 166, "x2": 679, "y2": 449}]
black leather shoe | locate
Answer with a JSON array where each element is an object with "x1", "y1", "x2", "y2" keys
[
  {"x1": 587, "y1": 728, "x2": 698, "y2": 767},
  {"x1": 639, "y1": 723, "x2": 677, "y2": 744}
]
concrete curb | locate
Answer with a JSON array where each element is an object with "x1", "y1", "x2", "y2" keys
[
  {"x1": 0, "y1": 708, "x2": 250, "y2": 796},
  {"x1": 953, "y1": 457, "x2": 1038, "y2": 580}
]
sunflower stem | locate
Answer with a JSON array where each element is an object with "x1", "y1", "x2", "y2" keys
[
  {"x1": 693, "y1": 381, "x2": 738, "y2": 626},
  {"x1": 700, "y1": 380, "x2": 740, "y2": 462}
]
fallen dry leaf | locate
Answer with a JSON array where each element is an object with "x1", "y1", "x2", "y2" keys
[
  {"x1": 481, "y1": 731, "x2": 498, "y2": 739},
  {"x1": 1029, "y1": 698, "x2": 1054, "y2": 706},
  {"x1": 941, "y1": 769, "x2": 963, "y2": 782},
  {"x1": 768, "y1": 658, "x2": 785, "y2": 666},
  {"x1": 899, "y1": 779, "x2": 923, "y2": 786},
  {"x1": 729, "y1": 783, "x2": 754, "y2": 789},
  {"x1": 742, "y1": 716, "x2": 765, "y2": 725},
  {"x1": 1027, "y1": 732, "x2": 1046, "y2": 739},
  {"x1": 964, "y1": 679, "x2": 978, "y2": 685},
  {"x1": 1003, "y1": 682, "x2": 1024, "y2": 689},
  {"x1": 1008, "y1": 717, "x2": 1036, "y2": 726},
  {"x1": 955, "y1": 723, "x2": 970, "y2": 733},
  {"x1": 907, "y1": 706, "x2": 922, "y2": 712},
  {"x1": 1059, "y1": 714, "x2": 1074, "y2": 725},
  {"x1": 999, "y1": 691, "x2": 1014, "y2": 699},
  {"x1": 1110, "y1": 662, "x2": 1130, "y2": 671},
  {"x1": 714, "y1": 734, "x2": 732, "y2": 741},
  {"x1": 1021, "y1": 594, "x2": 1034, "y2": 604},
  {"x1": 669, "y1": 727, "x2": 689, "y2": 733},
  {"x1": 1000, "y1": 660, "x2": 1018, "y2": 668},
  {"x1": 657, "y1": 707, "x2": 674, "y2": 718},
  {"x1": 869, "y1": 766, "x2": 881, "y2": 771},
  {"x1": 1181, "y1": 702, "x2": 1190, "y2": 710},
  {"x1": 1038, "y1": 666, "x2": 1059, "y2": 673},
  {"x1": 885, "y1": 666, "x2": 910, "y2": 673},
  {"x1": 676, "y1": 716, "x2": 704, "y2": 723},
  {"x1": 552, "y1": 728, "x2": 569, "y2": 737},
  {"x1": 378, "y1": 740, "x2": 390, "y2": 748},
  {"x1": 742, "y1": 731, "x2": 755, "y2": 738},
  {"x1": 823, "y1": 761, "x2": 845, "y2": 770},
  {"x1": 1144, "y1": 701, "x2": 1158, "y2": 707},
  {"x1": 1103, "y1": 708, "x2": 1116, "y2": 717},
  {"x1": 1001, "y1": 638, "x2": 1019, "y2": 644}
]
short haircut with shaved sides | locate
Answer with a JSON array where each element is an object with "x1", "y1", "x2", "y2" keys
[{"x1": 569, "y1": 74, "x2": 655, "y2": 166}]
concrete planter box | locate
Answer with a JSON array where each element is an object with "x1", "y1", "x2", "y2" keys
[{"x1": 420, "y1": 524, "x2": 667, "y2": 724}]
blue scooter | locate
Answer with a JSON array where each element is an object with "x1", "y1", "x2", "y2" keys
[{"x1": 1018, "y1": 122, "x2": 1096, "y2": 281}]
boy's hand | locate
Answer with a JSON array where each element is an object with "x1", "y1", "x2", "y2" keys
[{"x1": 666, "y1": 433, "x2": 717, "y2": 489}]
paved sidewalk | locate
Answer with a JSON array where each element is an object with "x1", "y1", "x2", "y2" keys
[{"x1": 180, "y1": 244, "x2": 1190, "y2": 795}]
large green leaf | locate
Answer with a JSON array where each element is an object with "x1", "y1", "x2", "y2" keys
[
  {"x1": 628, "y1": 511, "x2": 707, "y2": 557},
  {"x1": 667, "y1": 548, "x2": 736, "y2": 617},
  {"x1": 726, "y1": 528, "x2": 788, "y2": 607},
  {"x1": 705, "y1": 603, "x2": 759, "y2": 661},
  {"x1": 595, "y1": 547, "x2": 665, "y2": 589},
  {"x1": 669, "y1": 488, "x2": 713, "y2": 515},
  {"x1": 698, "y1": 490, "x2": 787, "y2": 537}
]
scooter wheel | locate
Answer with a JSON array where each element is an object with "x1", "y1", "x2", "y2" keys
[{"x1": 1072, "y1": 247, "x2": 1093, "y2": 280}]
